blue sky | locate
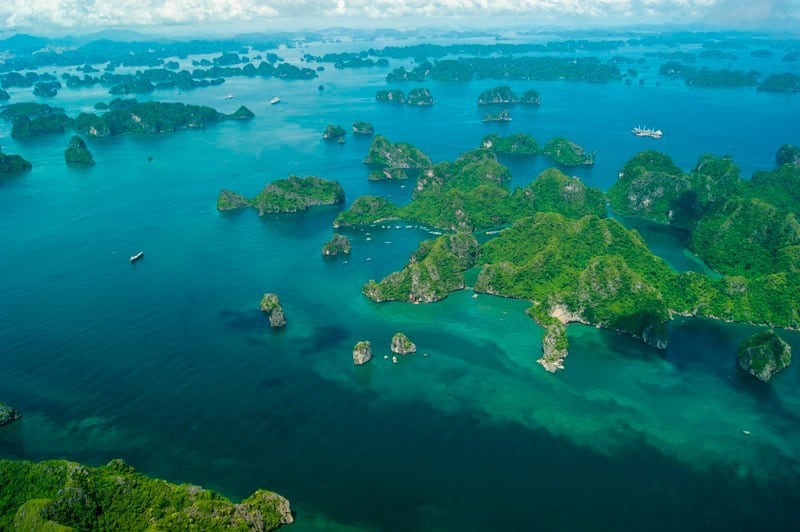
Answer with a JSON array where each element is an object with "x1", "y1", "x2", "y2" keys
[{"x1": 1, "y1": 0, "x2": 799, "y2": 34}]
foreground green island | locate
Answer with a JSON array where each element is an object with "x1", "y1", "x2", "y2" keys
[
  {"x1": 0, "y1": 458, "x2": 292, "y2": 530},
  {"x1": 341, "y1": 139, "x2": 800, "y2": 372}
]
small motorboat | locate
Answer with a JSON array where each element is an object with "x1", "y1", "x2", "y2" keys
[
  {"x1": 130, "y1": 251, "x2": 144, "y2": 263},
  {"x1": 270, "y1": 97, "x2": 281, "y2": 105}
]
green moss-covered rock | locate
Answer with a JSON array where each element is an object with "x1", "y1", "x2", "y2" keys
[
  {"x1": 353, "y1": 341, "x2": 372, "y2": 365},
  {"x1": 607, "y1": 151, "x2": 741, "y2": 227},
  {"x1": 477, "y1": 86, "x2": 518, "y2": 105},
  {"x1": 260, "y1": 293, "x2": 286, "y2": 328},
  {"x1": 737, "y1": 329, "x2": 791, "y2": 382},
  {"x1": 391, "y1": 333, "x2": 417, "y2": 355},
  {"x1": 0, "y1": 89, "x2": 9, "y2": 101},
  {"x1": 0, "y1": 403, "x2": 21, "y2": 427},
  {"x1": 776, "y1": 144, "x2": 800, "y2": 166},
  {"x1": 364, "y1": 233, "x2": 480, "y2": 303},
  {"x1": 333, "y1": 196, "x2": 400, "y2": 228},
  {"x1": 689, "y1": 197, "x2": 800, "y2": 277},
  {"x1": 217, "y1": 189, "x2": 251, "y2": 211},
  {"x1": 322, "y1": 124, "x2": 346, "y2": 140},
  {"x1": 250, "y1": 176, "x2": 344, "y2": 215},
  {"x1": 321, "y1": 234, "x2": 351, "y2": 256},
  {"x1": 364, "y1": 135, "x2": 432, "y2": 170},
  {"x1": 375, "y1": 90, "x2": 406, "y2": 104},
  {"x1": 0, "y1": 150, "x2": 32, "y2": 175},
  {"x1": 539, "y1": 322, "x2": 568, "y2": 372},
  {"x1": 542, "y1": 137, "x2": 594, "y2": 166},
  {"x1": 520, "y1": 89, "x2": 541, "y2": 105},
  {"x1": 482, "y1": 110, "x2": 511, "y2": 122},
  {"x1": 0, "y1": 458, "x2": 292, "y2": 531},
  {"x1": 368, "y1": 167, "x2": 409, "y2": 181},
  {"x1": 64, "y1": 136, "x2": 94, "y2": 165},
  {"x1": 407, "y1": 88, "x2": 434, "y2": 106},
  {"x1": 520, "y1": 168, "x2": 607, "y2": 220},
  {"x1": 481, "y1": 133, "x2": 539, "y2": 156},
  {"x1": 352, "y1": 121, "x2": 374, "y2": 135},
  {"x1": 229, "y1": 105, "x2": 255, "y2": 120}
]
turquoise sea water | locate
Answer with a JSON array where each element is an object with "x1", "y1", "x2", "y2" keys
[{"x1": 2, "y1": 42, "x2": 800, "y2": 530}]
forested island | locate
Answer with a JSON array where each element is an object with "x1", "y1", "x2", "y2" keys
[
  {"x1": 0, "y1": 99, "x2": 253, "y2": 138},
  {"x1": 341, "y1": 140, "x2": 800, "y2": 371},
  {"x1": 376, "y1": 88, "x2": 433, "y2": 106},
  {"x1": 218, "y1": 176, "x2": 344, "y2": 215},
  {"x1": 0, "y1": 149, "x2": 32, "y2": 174},
  {"x1": 0, "y1": 458, "x2": 293, "y2": 530}
]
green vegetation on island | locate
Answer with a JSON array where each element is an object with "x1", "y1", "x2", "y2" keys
[
  {"x1": 0, "y1": 403, "x2": 21, "y2": 426},
  {"x1": 0, "y1": 458, "x2": 292, "y2": 531},
  {"x1": 386, "y1": 56, "x2": 620, "y2": 83},
  {"x1": 659, "y1": 62, "x2": 760, "y2": 87},
  {"x1": 0, "y1": 89, "x2": 9, "y2": 100},
  {"x1": 757, "y1": 73, "x2": 800, "y2": 94},
  {"x1": 477, "y1": 86, "x2": 540, "y2": 106},
  {"x1": 375, "y1": 89, "x2": 406, "y2": 104},
  {"x1": 482, "y1": 110, "x2": 511, "y2": 122},
  {"x1": 352, "y1": 121, "x2": 374, "y2": 135},
  {"x1": 322, "y1": 234, "x2": 352, "y2": 256},
  {"x1": 391, "y1": 332, "x2": 417, "y2": 354},
  {"x1": 218, "y1": 176, "x2": 344, "y2": 216},
  {"x1": 64, "y1": 136, "x2": 94, "y2": 165},
  {"x1": 477, "y1": 86, "x2": 518, "y2": 105},
  {"x1": 363, "y1": 135, "x2": 432, "y2": 172},
  {"x1": 481, "y1": 133, "x2": 539, "y2": 156},
  {"x1": 737, "y1": 329, "x2": 791, "y2": 382},
  {"x1": 542, "y1": 137, "x2": 595, "y2": 166},
  {"x1": 364, "y1": 233, "x2": 480, "y2": 303},
  {"x1": 0, "y1": 149, "x2": 32, "y2": 175},
  {"x1": 352, "y1": 341, "x2": 372, "y2": 365},
  {"x1": 375, "y1": 88, "x2": 433, "y2": 106},
  {"x1": 260, "y1": 293, "x2": 287, "y2": 328},
  {"x1": 776, "y1": 145, "x2": 800, "y2": 166},
  {"x1": 2, "y1": 99, "x2": 254, "y2": 139},
  {"x1": 338, "y1": 151, "x2": 605, "y2": 232},
  {"x1": 322, "y1": 124, "x2": 346, "y2": 140}
]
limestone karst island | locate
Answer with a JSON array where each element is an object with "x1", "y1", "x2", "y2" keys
[{"x1": 2, "y1": 2, "x2": 800, "y2": 530}]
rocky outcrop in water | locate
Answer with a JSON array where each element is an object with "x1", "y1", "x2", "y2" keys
[
  {"x1": 321, "y1": 234, "x2": 351, "y2": 256},
  {"x1": 0, "y1": 403, "x2": 21, "y2": 427},
  {"x1": 538, "y1": 323, "x2": 568, "y2": 373},
  {"x1": 260, "y1": 293, "x2": 286, "y2": 328},
  {"x1": 0, "y1": 150, "x2": 32, "y2": 174},
  {"x1": 391, "y1": 333, "x2": 416, "y2": 355},
  {"x1": 64, "y1": 135, "x2": 94, "y2": 165},
  {"x1": 353, "y1": 341, "x2": 372, "y2": 365},
  {"x1": 737, "y1": 330, "x2": 791, "y2": 382},
  {"x1": 217, "y1": 189, "x2": 250, "y2": 211}
]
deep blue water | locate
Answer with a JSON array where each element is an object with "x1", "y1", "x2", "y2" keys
[{"x1": 1, "y1": 38, "x2": 800, "y2": 531}]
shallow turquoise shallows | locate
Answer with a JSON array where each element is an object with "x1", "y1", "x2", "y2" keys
[{"x1": 1, "y1": 43, "x2": 800, "y2": 531}]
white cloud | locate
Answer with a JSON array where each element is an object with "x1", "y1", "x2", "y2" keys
[{"x1": 0, "y1": 0, "x2": 797, "y2": 32}]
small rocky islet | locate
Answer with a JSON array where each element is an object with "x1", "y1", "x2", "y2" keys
[
  {"x1": 352, "y1": 341, "x2": 372, "y2": 365},
  {"x1": 260, "y1": 293, "x2": 287, "y2": 328},
  {"x1": 0, "y1": 149, "x2": 32, "y2": 175},
  {"x1": 737, "y1": 329, "x2": 792, "y2": 382},
  {"x1": 64, "y1": 135, "x2": 94, "y2": 165},
  {"x1": 0, "y1": 403, "x2": 21, "y2": 427},
  {"x1": 321, "y1": 233, "x2": 351, "y2": 256}
]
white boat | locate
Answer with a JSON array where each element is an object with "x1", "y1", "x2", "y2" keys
[
  {"x1": 270, "y1": 97, "x2": 281, "y2": 105},
  {"x1": 631, "y1": 126, "x2": 663, "y2": 139},
  {"x1": 223, "y1": 94, "x2": 234, "y2": 100},
  {"x1": 130, "y1": 251, "x2": 144, "y2": 263}
]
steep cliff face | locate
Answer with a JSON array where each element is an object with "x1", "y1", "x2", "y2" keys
[
  {"x1": 364, "y1": 233, "x2": 480, "y2": 303},
  {"x1": 737, "y1": 330, "x2": 791, "y2": 382},
  {"x1": 64, "y1": 135, "x2": 95, "y2": 165},
  {"x1": 260, "y1": 293, "x2": 287, "y2": 328}
]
